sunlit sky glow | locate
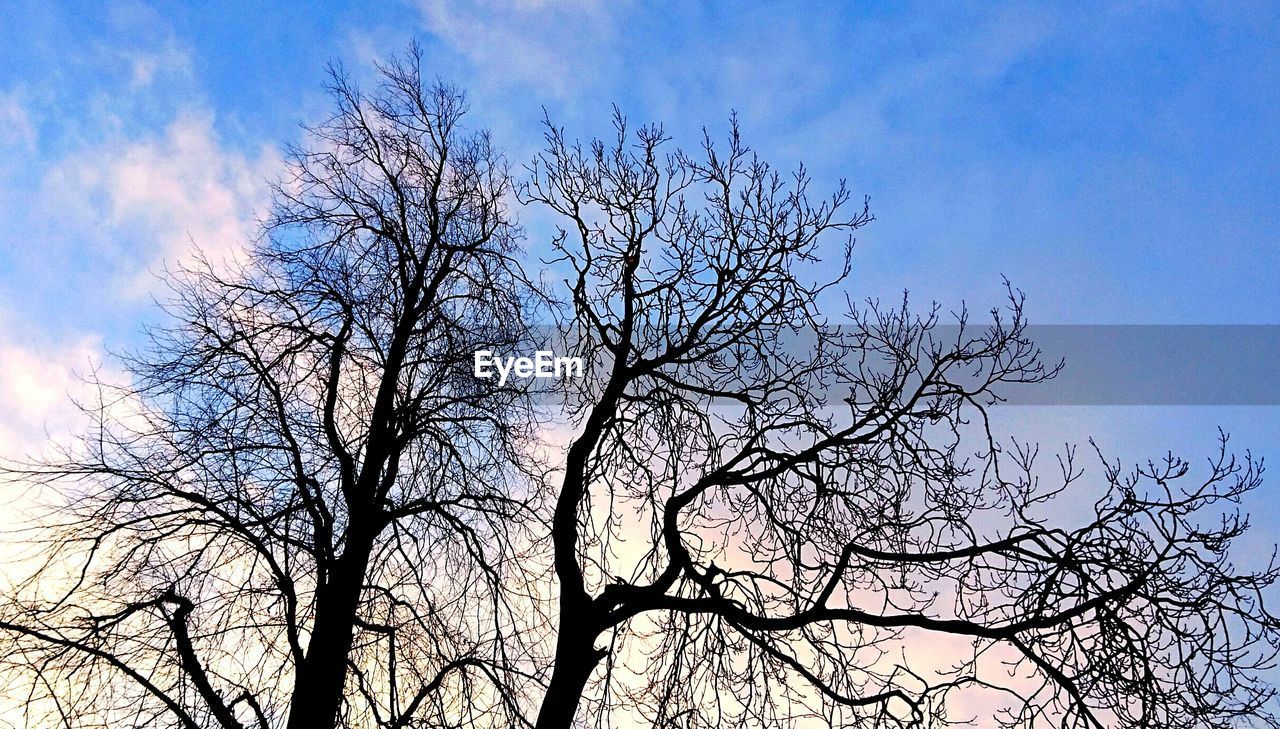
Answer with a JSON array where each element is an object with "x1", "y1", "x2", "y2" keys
[{"x1": 2, "y1": 0, "x2": 1280, "y2": 577}]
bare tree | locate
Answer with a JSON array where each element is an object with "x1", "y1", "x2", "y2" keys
[
  {"x1": 520, "y1": 113, "x2": 1280, "y2": 728},
  {"x1": 4, "y1": 52, "x2": 1279, "y2": 729},
  {"x1": 1, "y1": 48, "x2": 541, "y2": 729}
]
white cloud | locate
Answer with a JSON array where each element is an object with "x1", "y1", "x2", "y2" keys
[
  {"x1": 0, "y1": 90, "x2": 37, "y2": 152},
  {"x1": 414, "y1": 0, "x2": 620, "y2": 97},
  {"x1": 0, "y1": 313, "x2": 121, "y2": 463},
  {"x1": 40, "y1": 110, "x2": 279, "y2": 296},
  {"x1": 123, "y1": 37, "x2": 193, "y2": 88}
]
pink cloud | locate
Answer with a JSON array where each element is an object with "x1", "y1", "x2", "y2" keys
[{"x1": 41, "y1": 110, "x2": 279, "y2": 296}]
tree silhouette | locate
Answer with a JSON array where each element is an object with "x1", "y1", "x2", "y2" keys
[
  {"x1": 521, "y1": 114, "x2": 1280, "y2": 728},
  {"x1": 3, "y1": 49, "x2": 541, "y2": 729},
  {"x1": 3, "y1": 49, "x2": 1279, "y2": 729}
]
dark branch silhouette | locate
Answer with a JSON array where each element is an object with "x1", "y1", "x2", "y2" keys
[
  {"x1": 520, "y1": 111, "x2": 1280, "y2": 728},
  {"x1": 2, "y1": 46, "x2": 541, "y2": 729},
  {"x1": 2, "y1": 48, "x2": 1278, "y2": 729}
]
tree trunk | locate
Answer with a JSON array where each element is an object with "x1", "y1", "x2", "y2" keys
[
  {"x1": 285, "y1": 529, "x2": 377, "y2": 729},
  {"x1": 533, "y1": 623, "x2": 605, "y2": 729}
]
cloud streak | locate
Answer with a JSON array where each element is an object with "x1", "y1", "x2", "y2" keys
[{"x1": 38, "y1": 110, "x2": 278, "y2": 297}]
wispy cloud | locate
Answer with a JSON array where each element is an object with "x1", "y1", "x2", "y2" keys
[
  {"x1": 121, "y1": 36, "x2": 193, "y2": 89},
  {"x1": 39, "y1": 110, "x2": 279, "y2": 296},
  {"x1": 0, "y1": 313, "x2": 114, "y2": 461},
  {"x1": 0, "y1": 90, "x2": 37, "y2": 153},
  {"x1": 413, "y1": 0, "x2": 622, "y2": 98}
]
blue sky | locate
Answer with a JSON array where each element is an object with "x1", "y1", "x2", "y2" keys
[
  {"x1": 3, "y1": 2, "x2": 1278, "y2": 325},
  {"x1": 2, "y1": 1, "x2": 1279, "y2": 533}
]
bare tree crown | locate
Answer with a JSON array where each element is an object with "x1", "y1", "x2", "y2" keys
[
  {"x1": 2, "y1": 48, "x2": 1277, "y2": 729},
  {"x1": 3, "y1": 48, "x2": 541, "y2": 729},
  {"x1": 521, "y1": 111, "x2": 1280, "y2": 728}
]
